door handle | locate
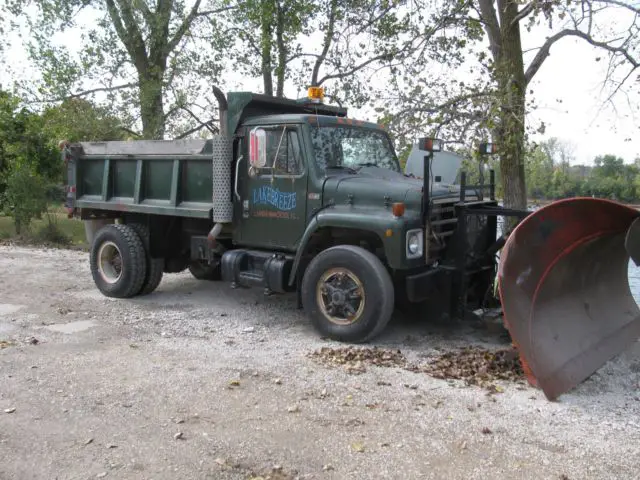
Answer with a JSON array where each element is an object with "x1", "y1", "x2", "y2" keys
[{"x1": 234, "y1": 155, "x2": 243, "y2": 201}]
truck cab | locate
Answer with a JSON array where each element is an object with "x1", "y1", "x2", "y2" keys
[{"x1": 63, "y1": 87, "x2": 500, "y2": 343}]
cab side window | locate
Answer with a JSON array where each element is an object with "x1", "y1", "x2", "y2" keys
[{"x1": 254, "y1": 126, "x2": 303, "y2": 176}]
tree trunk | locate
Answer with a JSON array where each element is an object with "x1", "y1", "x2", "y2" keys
[
  {"x1": 138, "y1": 70, "x2": 165, "y2": 139},
  {"x1": 274, "y1": 2, "x2": 286, "y2": 97},
  {"x1": 496, "y1": 0, "x2": 527, "y2": 211},
  {"x1": 261, "y1": 0, "x2": 274, "y2": 96}
]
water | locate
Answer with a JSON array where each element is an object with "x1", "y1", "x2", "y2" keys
[{"x1": 630, "y1": 262, "x2": 640, "y2": 305}]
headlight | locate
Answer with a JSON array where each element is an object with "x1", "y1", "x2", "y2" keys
[{"x1": 406, "y1": 229, "x2": 423, "y2": 259}]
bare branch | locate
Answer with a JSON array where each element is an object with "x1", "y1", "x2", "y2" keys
[
  {"x1": 167, "y1": 0, "x2": 202, "y2": 54},
  {"x1": 119, "y1": 126, "x2": 142, "y2": 138},
  {"x1": 311, "y1": 0, "x2": 338, "y2": 86},
  {"x1": 317, "y1": 52, "x2": 391, "y2": 85},
  {"x1": 525, "y1": 28, "x2": 639, "y2": 84},
  {"x1": 592, "y1": 0, "x2": 640, "y2": 15},
  {"x1": 54, "y1": 82, "x2": 138, "y2": 102},
  {"x1": 477, "y1": 0, "x2": 502, "y2": 61},
  {"x1": 174, "y1": 120, "x2": 219, "y2": 140},
  {"x1": 113, "y1": 0, "x2": 148, "y2": 68},
  {"x1": 197, "y1": 5, "x2": 237, "y2": 17},
  {"x1": 511, "y1": 2, "x2": 536, "y2": 26}
]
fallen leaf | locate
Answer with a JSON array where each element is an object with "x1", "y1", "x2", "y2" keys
[
  {"x1": 228, "y1": 380, "x2": 240, "y2": 387},
  {"x1": 287, "y1": 405, "x2": 300, "y2": 413},
  {"x1": 84, "y1": 438, "x2": 94, "y2": 445},
  {"x1": 174, "y1": 432, "x2": 184, "y2": 440},
  {"x1": 4, "y1": 407, "x2": 16, "y2": 414},
  {"x1": 273, "y1": 378, "x2": 282, "y2": 385},
  {"x1": 481, "y1": 427, "x2": 492, "y2": 434},
  {"x1": 351, "y1": 442, "x2": 365, "y2": 453}
]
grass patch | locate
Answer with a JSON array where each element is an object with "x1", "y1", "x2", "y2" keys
[{"x1": 0, "y1": 210, "x2": 87, "y2": 250}]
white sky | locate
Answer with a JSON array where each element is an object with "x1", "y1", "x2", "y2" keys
[{"x1": 1, "y1": 2, "x2": 638, "y2": 166}]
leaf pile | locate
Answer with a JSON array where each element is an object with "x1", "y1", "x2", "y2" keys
[
  {"x1": 308, "y1": 346, "x2": 408, "y2": 374},
  {"x1": 308, "y1": 345, "x2": 526, "y2": 393},
  {"x1": 420, "y1": 346, "x2": 525, "y2": 389}
]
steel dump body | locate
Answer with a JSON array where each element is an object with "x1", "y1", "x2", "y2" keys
[{"x1": 69, "y1": 139, "x2": 218, "y2": 219}]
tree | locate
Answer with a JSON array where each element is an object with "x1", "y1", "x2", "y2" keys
[
  {"x1": 222, "y1": 0, "x2": 314, "y2": 97},
  {"x1": 2, "y1": 0, "x2": 231, "y2": 139},
  {"x1": 40, "y1": 98, "x2": 129, "y2": 143},
  {"x1": 472, "y1": 0, "x2": 639, "y2": 209},
  {"x1": 378, "y1": 1, "x2": 639, "y2": 210}
]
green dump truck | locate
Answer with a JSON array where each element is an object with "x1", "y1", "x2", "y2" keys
[{"x1": 62, "y1": 86, "x2": 509, "y2": 343}]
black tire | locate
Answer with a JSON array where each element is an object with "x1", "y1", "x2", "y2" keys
[
  {"x1": 188, "y1": 261, "x2": 222, "y2": 281},
  {"x1": 301, "y1": 245, "x2": 394, "y2": 343},
  {"x1": 128, "y1": 223, "x2": 164, "y2": 296},
  {"x1": 90, "y1": 224, "x2": 147, "y2": 298}
]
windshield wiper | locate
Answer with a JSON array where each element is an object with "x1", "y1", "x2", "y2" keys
[{"x1": 355, "y1": 162, "x2": 379, "y2": 168}]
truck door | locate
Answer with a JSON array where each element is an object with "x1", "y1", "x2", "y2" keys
[{"x1": 235, "y1": 124, "x2": 308, "y2": 250}]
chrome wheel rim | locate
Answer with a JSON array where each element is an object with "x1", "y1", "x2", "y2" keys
[
  {"x1": 316, "y1": 267, "x2": 365, "y2": 326},
  {"x1": 97, "y1": 241, "x2": 123, "y2": 284}
]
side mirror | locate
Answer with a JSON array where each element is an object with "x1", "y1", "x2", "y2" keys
[{"x1": 249, "y1": 128, "x2": 268, "y2": 168}]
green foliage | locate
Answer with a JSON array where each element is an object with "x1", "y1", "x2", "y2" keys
[
  {"x1": 2, "y1": 161, "x2": 48, "y2": 235},
  {"x1": 2, "y1": 0, "x2": 227, "y2": 139},
  {"x1": 0, "y1": 90, "x2": 61, "y2": 203},
  {"x1": 0, "y1": 89, "x2": 123, "y2": 234},
  {"x1": 524, "y1": 139, "x2": 640, "y2": 203},
  {"x1": 35, "y1": 212, "x2": 72, "y2": 246},
  {"x1": 40, "y1": 98, "x2": 128, "y2": 143}
]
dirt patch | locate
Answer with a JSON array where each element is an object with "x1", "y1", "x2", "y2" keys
[{"x1": 309, "y1": 345, "x2": 525, "y2": 392}]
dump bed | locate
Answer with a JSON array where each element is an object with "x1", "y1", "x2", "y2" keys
[{"x1": 66, "y1": 139, "x2": 218, "y2": 219}]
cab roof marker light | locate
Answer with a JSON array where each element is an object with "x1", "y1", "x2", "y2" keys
[{"x1": 307, "y1": 86, "x2": 324, "y2": 104}]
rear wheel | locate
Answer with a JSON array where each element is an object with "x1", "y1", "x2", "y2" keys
[
  {"x1": 128, "y1": 223, "x2": 164, "y2": 295},
  {"x1": 301, "y1": 245, "x2": 394, "y2": 342},
  {"x1": 188, "y1": 260, "x2": 222, "y2": 281},
  {"x1": 90, "y1": 224, "x2": 147, "y2": 298}
]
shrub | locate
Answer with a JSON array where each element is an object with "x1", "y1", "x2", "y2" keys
[
  {"x1": 35, "y1": 213, "x2": 72, "y2": 245},
  {"x1": 2, "y1": 162, "x2": 47, "y2": 235}
]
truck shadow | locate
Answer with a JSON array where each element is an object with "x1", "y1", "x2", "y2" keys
[{"x1": 132, "y1": 273, "x2": 512, "y2": 352}]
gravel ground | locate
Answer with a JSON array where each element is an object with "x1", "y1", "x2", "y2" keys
[{"x1": 1, "y1": 244, "x2": 640, "y2": 480}]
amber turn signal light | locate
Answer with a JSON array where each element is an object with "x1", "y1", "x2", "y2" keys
[{"x1": 392, "y1": 202, "x2": 405, "y2": 217}]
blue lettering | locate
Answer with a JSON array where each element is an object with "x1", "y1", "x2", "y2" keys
[{"x1": 251, "y1": 186, "x2": 297, "y2": 212}]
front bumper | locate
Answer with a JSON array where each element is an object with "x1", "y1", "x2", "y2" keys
[{"x1": 404, "y1": 267, "x2": 449, "y2": 303}]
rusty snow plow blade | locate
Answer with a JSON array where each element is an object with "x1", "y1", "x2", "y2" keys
[{"x1": 498, "y1": 198, "x2": 640, "y2": 401}]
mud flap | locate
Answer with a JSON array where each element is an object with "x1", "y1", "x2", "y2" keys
[{"x1": 498, "y1": 198, "x2": 640, "y2": 400}]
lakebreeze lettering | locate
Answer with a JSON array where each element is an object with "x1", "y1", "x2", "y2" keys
[{"x1": 252, "y1": 186, "x2": 297, "y2": 211}]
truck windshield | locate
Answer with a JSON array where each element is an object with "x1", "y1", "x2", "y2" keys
[{"x1": 309, "y1": 125, "x2": 400, "y2": 175}]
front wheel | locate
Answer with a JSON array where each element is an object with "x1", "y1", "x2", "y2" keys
[{"x1": 301, "y1": 245, "x2": 394, "y2": 343}]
